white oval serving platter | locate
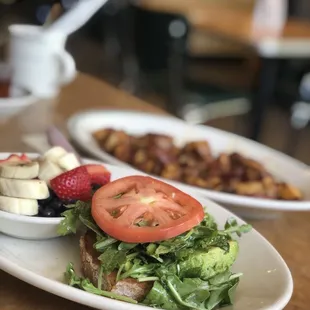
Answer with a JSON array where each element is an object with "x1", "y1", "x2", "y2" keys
[
  {"x1": 0, "y1": 159, "x2": 293, "y2": 310},
  {"x1": 67, "y1": 110, "x2": 310, "y2": 218}
]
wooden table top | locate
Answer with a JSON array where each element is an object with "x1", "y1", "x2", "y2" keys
[
  {"x1": 1, "y1": 73, "x2": 310, "y2": 310},
  {"x1": 138, "y1": 0, "x2": 310, "y2": 46}
]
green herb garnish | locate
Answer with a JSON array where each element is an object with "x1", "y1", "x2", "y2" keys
[{"x1": 64, "y1": 263, "x2": 137, "y2": 304}]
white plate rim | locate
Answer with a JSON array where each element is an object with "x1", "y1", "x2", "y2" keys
[
  {"x1": 0, "y1": 237, "x2": 294, "y2": 310},
  {"x1": 0, "y1": 255, "x2": 152, "y2": 310},
  {"x1": 67, "y1": 110, "x2": 310, "y2": 211}
]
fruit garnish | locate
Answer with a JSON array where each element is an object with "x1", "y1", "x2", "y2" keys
[
  {"x1": 0, "y1": 154, "x2": 30, "y2": 164},
  {"x1": 19, "y1": 154, "x2": 30, "y2": 161},
  {"x1": 85, "y1": 164, "x2": 111, "y2": 186},
  {"x1": 50, "y1": 166, "x2": 92, "y2": 201}
]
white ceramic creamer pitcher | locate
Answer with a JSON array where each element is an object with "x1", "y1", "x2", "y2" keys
[{"x1": 8, "y1": 24, "x2": 76, "y2": 98}]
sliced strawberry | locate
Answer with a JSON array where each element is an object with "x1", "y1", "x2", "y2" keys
[
  {"x1": 0, "y1": 154, "x2": 30, "y2": 164},
  {"x1": 20, "y1": 153, "x2": 30, "y2": 161},
  {"x1": 50, "y1": 166, "x2": 92, "y2": 201},
  {"x1": 85, "y1": 164, "x2": 111, "y2": 186}
]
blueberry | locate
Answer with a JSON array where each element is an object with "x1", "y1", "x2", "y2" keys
[
  {"x1": 49, "y1": 199, "x2": 64, "y2": 210},
  {"x1": 38, "y1": 189, "x2": 56, "y2": 206},
  {"x1": 39, "y1": 207, "x2": 56, "y2": 217},
  {"x1": 38, "y1": 196, "x2": 53, "y2": 207}
]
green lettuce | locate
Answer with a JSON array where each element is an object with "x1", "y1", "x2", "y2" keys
[
  {"x1": 58, "y1": 201, "x2": 251, "y2": 310},
  {"x1": 57, "y1": 201, "x2": 93, "y2": 235},
  {"x1": 144, "y1": 270, "x2": 241, "y2": 310}
]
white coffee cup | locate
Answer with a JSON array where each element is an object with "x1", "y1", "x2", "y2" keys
[{"x1": 8, "y1": 24, "x2": 76, "y2": 98}]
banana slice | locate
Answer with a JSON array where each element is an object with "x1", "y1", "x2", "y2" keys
[
  {"x1": 0, "y1": 178, "x2": 49, "y2": 199},
  {"x1": 38, "y1": 159, "x2": 64, "y2": 184},
  {"x1": 43, "y1": 146, "x2": 67, "y2": 162},
  {"x1": 0, "y1": 161, "x2": 39, "y2": 179},
  {"x1": 0, "y1": 195, "x2": 38, "y2": 215},
  {"x1": 58, "y1": 153, "x2": 80, "y2": 171}
]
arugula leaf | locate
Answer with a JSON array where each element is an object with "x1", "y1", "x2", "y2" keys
[
  {"x1": 143, "y1": 281, "x2": 183, "y2": 310},
  {"x1": 97, "y1": 244, "x2": 127, "y2": 273},
  {"x1": 166, "y1": 277, "x2": 197, "y2": 308},
  {"x1": 226, "y1": 279, "x2": 239, "y2": 304},
  {"x1": 180, "y1": 278, "x2": 209, "y2": 298},
  {"x1": 206, "y1": 277, "x2": 240, "y2": 310},
  {"x1": 144, "y1": 267, "x2": 242, "y2": 310},
  {"x1": 118, "y1": 242, "x2": 138, "y2": 251},
  {"x1": 79, "y1": 215, "x2": 103, "y2": 237},
  {"x1": 200, "y1": 214, "x2": 218, "y2": 230},
  {"x1": 64, "y1": 263, "x2": 137, "y2": 304},
  {"x1": 223, "y1": 218, "x2": 252, "y2": 237},
  {"x1": 205, "y1": 289, "x2": 224, "y2": 310},
  {"x1": 182, "y1": 279, "x2": 210, "y2": 308},
  {"x1": 166, "y1": 275, "x2": 210, "y2": 309},
  {"x1": 95, "y1": 236, "x2": 118, "y2": 252},
  {"x1": 208, "y1": 270, "x2": 231, "y2": 285},
  {"x1": 57, "y1": 209, "x2": 79, "y2": 236},
  {"x1": 119, "y1": 259, "x2": 158, "y2": 280},
  {"x1": 57, "y1": 201, "x2": 91, "y2": 235},
  {"x1": 64, "y1": 262, "x2": 81, "y2": 286}
]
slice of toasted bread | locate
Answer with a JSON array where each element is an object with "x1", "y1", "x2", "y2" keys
[{"x1": 79, "y1": 231, "x2": 153, "y2": 302}]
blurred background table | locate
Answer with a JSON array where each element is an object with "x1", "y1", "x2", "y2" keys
[
  {"x1": 137, "y1": 0, "x2": 310, "y2": 141},
  {"x1": 0, "y1": 73, "x2": 310, "y2": 310},
  {"x1": 1, "y1": 0, "x2": 310, "y2": 163},
  {"x1": 138, "y1": 0, "x2": 310, "y2": 43},
  {"x1": 0, "y1": 73, "x2": 163, "y2": 152}
]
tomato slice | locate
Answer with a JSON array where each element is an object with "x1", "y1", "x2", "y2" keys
[{"x1": 92, "y1": 176, "x2": 204, "y2": 243}]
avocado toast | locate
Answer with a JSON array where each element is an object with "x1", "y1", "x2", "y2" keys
[{"x1": 58, "y1": 176, "x2": 251, "y2": 310}]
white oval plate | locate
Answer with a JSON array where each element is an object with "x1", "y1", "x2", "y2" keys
[
  {"x1": 67, "y1": 110, "x2": 310, "y2": 217},
  {"x1": 0, "y1": 164, "x2": 293, "y2": 310}
]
